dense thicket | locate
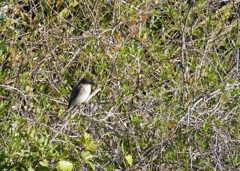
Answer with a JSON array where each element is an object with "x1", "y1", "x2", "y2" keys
[{"x1": 0, "y1": 0, "x2": 239, "y2": 170}]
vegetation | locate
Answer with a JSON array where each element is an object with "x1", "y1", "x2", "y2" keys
[{"x1": 0, "y1": 0, "x2": 239, "y2": 170}]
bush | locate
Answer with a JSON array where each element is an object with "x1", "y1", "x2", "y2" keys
[{"x1": 0, "y1": 0, "x2": 239, "y2": 170}]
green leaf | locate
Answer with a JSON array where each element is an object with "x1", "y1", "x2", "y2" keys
[
  {"x1": 39, "y1": 159, "x2": 49, "y2": 167},
  {"x1": 86, "y1": 161, "x2": 95, "y2": 170},
  {"x1": 81, "y1": 151, "x2": 94, "y2": 161},
  {"x1": 125, "y1": 154, "x2": 133, "y2": 166},
  {"x1": 57, "y1": 161, "x2": 73, "y2": 171},
  {"x1": 80, "y1": 131, "x2": 98, "y2": 152},
  {"x1": 36, "y1": 166, "x2": 50, "y2": 171}
]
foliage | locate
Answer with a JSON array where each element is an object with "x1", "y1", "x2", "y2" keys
[{"x1": 0, "y1": 0, "x2": 239, "y2": 170}]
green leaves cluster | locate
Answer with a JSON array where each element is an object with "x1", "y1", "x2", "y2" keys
[{"x1": 0, "y1": 0, "x2": 239, "y2": 170}]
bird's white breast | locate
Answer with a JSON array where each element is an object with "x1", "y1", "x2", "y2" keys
[{"x1": 75, "y1": 84, "x2": 91, "y2": 104}]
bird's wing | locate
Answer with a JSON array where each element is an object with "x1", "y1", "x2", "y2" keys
[{"x1": 68, "y1": 84, "x2": 83, "y2": 109}]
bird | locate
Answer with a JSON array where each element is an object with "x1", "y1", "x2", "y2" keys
[{"x1": 67, "y1": 78, "x2": 94, "y2": 111}]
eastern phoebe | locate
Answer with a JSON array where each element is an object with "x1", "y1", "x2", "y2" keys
[{"x1": 67, "y1": 78, "x2": 94, "y2": 111}]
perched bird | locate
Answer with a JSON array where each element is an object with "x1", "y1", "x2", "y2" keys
[{"x1": 67, "y1": 78, "x2": 94, "y2": 111}]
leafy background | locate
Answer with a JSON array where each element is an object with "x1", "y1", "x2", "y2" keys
[{"x1": 0, "y1": 0, "x2": 239, "y2": 170}]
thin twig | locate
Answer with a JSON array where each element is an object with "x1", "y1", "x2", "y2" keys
[{"x1": 0, "y1": 84, "x2": 26, "y2": 98}]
